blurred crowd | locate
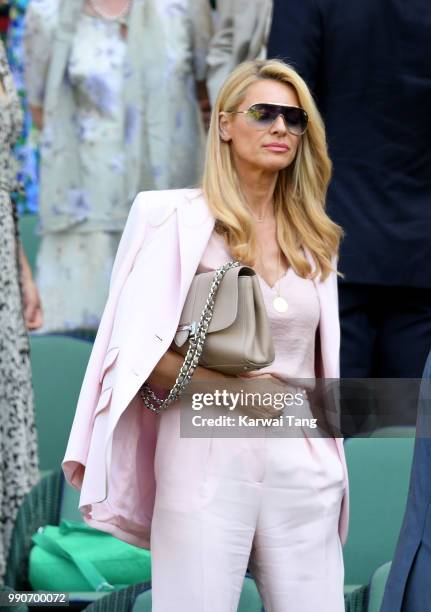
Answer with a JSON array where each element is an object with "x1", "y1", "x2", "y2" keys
[{"x1": 0, "y1": 0, "x2": 430, "y2": 596}]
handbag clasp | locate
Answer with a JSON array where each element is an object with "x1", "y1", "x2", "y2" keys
[{"x1": 176, "y1": 322, "x2": 197, "y2": 338}]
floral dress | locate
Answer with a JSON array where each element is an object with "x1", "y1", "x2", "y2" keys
[
  {"x1": 0, "y1": 39, "x2": 39, "y2": 585},
  {"x1": 27, "y1": 9, "x2": 129, "y2": 331}
]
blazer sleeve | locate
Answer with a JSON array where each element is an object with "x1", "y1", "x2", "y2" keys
[
  {"x1": 24, "y1": 0, "x2": 58, "y2": 107},
  {"x1": 267, "y1": 0, "x2": 322, "y2": 96}
]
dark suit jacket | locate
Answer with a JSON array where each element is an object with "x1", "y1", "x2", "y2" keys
[
  {"x1": 268, "y1": 0, "x2": 431, "y2": 288},
  {"x1": 380, "y1": 351, "x2": 431, "y2": 611}
]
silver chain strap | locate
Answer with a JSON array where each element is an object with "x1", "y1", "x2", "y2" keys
[{"x1": 139, "y1": 261, "x2": 240, "y2": 414}]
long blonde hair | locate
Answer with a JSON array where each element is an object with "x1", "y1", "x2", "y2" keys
[{"x1": 202, "y1": 59, "x2": 342, "y2": 280}]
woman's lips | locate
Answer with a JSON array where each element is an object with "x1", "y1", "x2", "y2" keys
[{"x1": 263, "y1": 143, "x2": 290, "y2": 152}]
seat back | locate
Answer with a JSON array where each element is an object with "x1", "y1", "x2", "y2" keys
[
  {"x1": 131, "y1": 576, "x2": 263, "y2": 611},
  {"x1": 367, "y1": 562, "x2": 391, "y2": 612},
  {"x1": 30, "y1": 334, "x2": 93, "y2": 472},
  {"x1": 59, "y1": 479, "x2": 82, "y2": 522},
  {"x1": 343, "y1": 428, "x2": 415, "y2": 585}
]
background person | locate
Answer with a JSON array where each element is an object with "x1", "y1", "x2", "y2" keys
[
  {"x1": 0, "y1": 38, "x2": 42, "y2": 585},
  {"x1": 206, "y1": 0, "x2": 272, "y2": 106},
  {"x1": 381, "y1": 349, "x2": 431, "y2": 612},
  {"x1": 268, "y1": 0, "x2": 431, "y2": 388},
  {"x1": 24, "y1": 0, "x2": 212, "y2": 334}
]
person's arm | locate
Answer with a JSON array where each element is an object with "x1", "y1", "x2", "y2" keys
[
  {"x1": 206, "y1": 0, "x2": 235, "y2": 106},
  {"x1": 267, "y1": 0, "x2": 322, "y2": 96},
  {"x1": 196, "y1": 80, "x2": 211, "y2": 131},
  {"x1": 19, "y1": 243, "x2": 43, "y2": 330},
  {"x1": 187, "y1": 0, "x2": 213, "y2": 127},
  {"x1": 24, "y1": 0, "x2": 58, "y2": 129},
  {"x1": 147, "y1": 349, "x2": 282, "y2": 418},
  {"x1": 147, "y1": 348, "x2": 233, "y2": 389}
]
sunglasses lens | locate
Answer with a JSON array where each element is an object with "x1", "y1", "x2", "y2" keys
[
  {"x1": 284, "y1": 107, "x2": 308, "y2": 135},
  {"x1": 246, "y1": 104, "x2": 308, "y2": 134},
  {"x1": 246, "y1": 104, "x2": 278, "y2": 128}
]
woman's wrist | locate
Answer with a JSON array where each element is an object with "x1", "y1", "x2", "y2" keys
[{"x1": 19, "y1": 243, "x2": 32, "y2": 281}]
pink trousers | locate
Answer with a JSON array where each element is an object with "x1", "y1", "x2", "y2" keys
[{"x1": 150, "y1": 406, "x2": 345, "y2": 612}]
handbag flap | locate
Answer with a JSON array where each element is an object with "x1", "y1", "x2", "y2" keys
[{"x1": 174, "y1": 266, "x2": 254, "y2": 347}]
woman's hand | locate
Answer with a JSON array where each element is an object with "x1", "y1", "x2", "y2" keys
[
  {"x1": 147, "y1": 353, "x2": 284, "y2": 418},
  {"x1": 241, "y1": 372, "x2": 279, "y2": 381},
  {"x1": 238, "y1": 372, "x2": 285, "y2": 418},
  {"x1": 22, "y1": 275, "x2": 43, "y2": 330},
  {"x1": 147, "y1": 349, "x2": 234, "y2": 391}
]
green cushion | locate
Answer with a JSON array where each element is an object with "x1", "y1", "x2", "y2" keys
[
  {"x1": 29, "y1": 523, "x2": 151, "y2": 592},
  {"x1": 343, "y1": 428, "x2": 414, "y2": 585},
  {"x1": 29, "y1": 335, "x2": 93, "y2": 472},
  {"x1": 367, "y1": 562, "x2": 391, "y2": 612}
]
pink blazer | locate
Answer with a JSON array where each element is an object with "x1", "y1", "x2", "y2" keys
[{"x1": 62, "y1": 188, "x2": 350, "y2": 547}]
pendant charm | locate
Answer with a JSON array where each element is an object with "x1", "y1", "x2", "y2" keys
[{"x1": 273, "y1": 296, "x2": 289, "y2": 314}]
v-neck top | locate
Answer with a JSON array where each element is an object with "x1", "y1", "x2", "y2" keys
[{"x1": 198, "y1": 230, "x2": 320, "y2": 383}]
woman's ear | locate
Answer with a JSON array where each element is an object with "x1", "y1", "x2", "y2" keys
[{"x1": 218, "y1": 112, "x2": 231, "y2": 142}]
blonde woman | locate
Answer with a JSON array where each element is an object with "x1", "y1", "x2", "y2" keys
[{"x1": 63, "y1": 59, "x2": 349, "y2": 611}]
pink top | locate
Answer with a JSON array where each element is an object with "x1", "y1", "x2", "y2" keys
[{"x1": 198, "y1": 230, "x2": 320, "y2": 382}]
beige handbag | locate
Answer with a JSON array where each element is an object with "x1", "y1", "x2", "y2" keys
[{"x1": 139, "y1": 261, "x2": 275, "y2": 413}]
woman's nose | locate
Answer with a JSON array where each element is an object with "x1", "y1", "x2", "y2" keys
[{"x1": 270, "y1": 114, "x2": 288, "y2": 134}]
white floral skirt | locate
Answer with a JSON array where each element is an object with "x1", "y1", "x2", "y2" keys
[{"x1": 35, "y1": 231, "x2": 121, "y2": 333}]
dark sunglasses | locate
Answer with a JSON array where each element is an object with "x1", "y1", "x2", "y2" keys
[{"x1": 227, "y1": 102, "x2": 308, "y2": 136}]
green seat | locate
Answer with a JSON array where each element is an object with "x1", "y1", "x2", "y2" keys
[
  {"x1": 85, "y1": 575, "x2": 263, "y2": 612},
  {"x1": 7, "y1": 332, "x2": 145, "y2": 609},
  {"x1": 18, "y1": 214, "x2": 40, "y2": 276},
  {"x1": 29, "y1": 334, "x2": 93, "y2": 472},
  {"x1": 237, "y1": 577, "x2": 263, "y2": 612},
  {"x1": 344, "y1": 585, "x2": 368, "y2": 612},
  {"x1": 367, "y1": 562, "x2": 391, "y2": 612},
  {"x1": 59, "y1": 479, "x2": 83, "y2": 523},
  {"x1": 5, "y1": 472, "x2": 139, "y2": 609},
  {"x1": 343, "y1": 428, "x2": 415, "y2": 586}
]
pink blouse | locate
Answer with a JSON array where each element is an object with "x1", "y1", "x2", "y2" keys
[{"x1": 198, "y1": 230, "x2": 320, "y2": 382}]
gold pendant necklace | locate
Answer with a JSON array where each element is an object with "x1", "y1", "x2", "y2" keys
[
  {"x1": 272, "y1": 248, "x2": 289, "y2": 314},
  {"x1": 245, "y1": 202, "x2": 271, "y2": 223},
  {"x1": 88, "y1": 0, "x2": 131, "y2": 21}
]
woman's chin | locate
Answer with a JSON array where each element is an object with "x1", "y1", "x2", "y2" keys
[{"x1": 256, "y1": 159, "x2": 293, "y2": 174}]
